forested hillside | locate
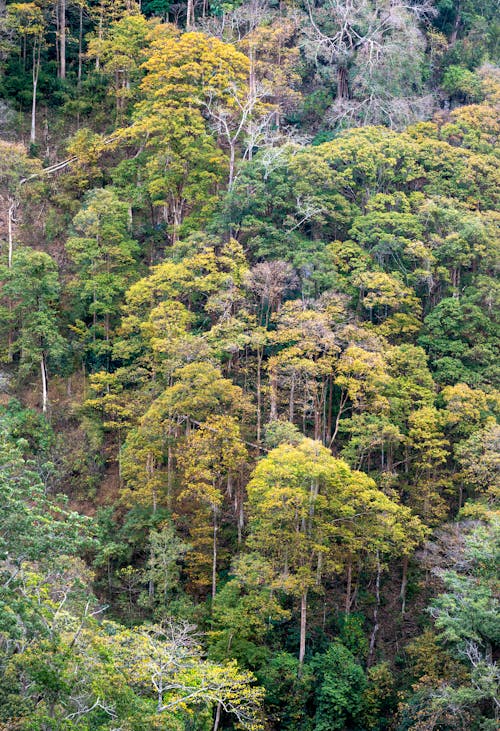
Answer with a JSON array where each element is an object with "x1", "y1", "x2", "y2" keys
[{"x1": 0, "y1": 0, "x2": 498, "y2": 728}]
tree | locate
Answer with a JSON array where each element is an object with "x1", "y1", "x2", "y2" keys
[
  {"x1": 312, "y1": 641, "x2": 367, "y2": 731},
  {"x1": 177, "y1": 415, "x2": 248, "y2": 600},
  {"x1": 0, "y1": 429, "x2": 91, "y2": 566},
  {"x1": 0, "y1": 141, "x2": 40, "y2": 270},
  {"x1": 144, "y1": 522, "x2": 189, "y2": 610},
  {"x1": 209, "y1": 554, "x2": 290, "y2": 669},
  {"x1": 246, "y1": 438, "x2": 422, "y2": 668},
  {"x1": 6, "y1": 2, "x2": 45, "y2": 144},
  {"x1": 121, "y1": 27, "x2": 251, "y2": 236},
  {"x1": 104, "y1": 620, "x2": 265, "y2": 730},
  {"x1": 408, "y1": 516, "x2": 500, "y2": 730},
  {"x1": 300, "y1": 0, "x2": 436, "y2": 129},
  {"x1": 66, "y1": 188, "x2": 139, "y2": 368},
  {"x1": 331, "y1": 343, "x2": 390, "y2": 446},
  {"x1": 407, "y1": 405, "x2": 450, "y2": 523},
  {"x1": 0, "y1": 248, "x2": 65, "y2": 413},
  {"x1": 86, "y1": 12, "x2": 152, "y2": 120},
  {"x1": 454, "y1": 419, "x2": 500, "y2": 502}
]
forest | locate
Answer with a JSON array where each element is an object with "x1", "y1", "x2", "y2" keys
[{"x1": 0, "y1": 0, "x2": 498, "y2": 728}]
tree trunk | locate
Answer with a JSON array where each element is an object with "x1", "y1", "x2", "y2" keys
[
  {"x1": 400, "y1": 555, "x2": 408, "y2": 616},
  {"x1": 256, "y1": 347, "x2": 262, "y2": 442},
  {"x1": 212, "y1": 509, "x2": 218, "y2": 603},
  {"x1": 345, "y1": 559, "x2": 352, "y2": 614},
  {"x1": 450, "y1": 2, "x2": 461, "y2": 44},
  {"x1": 337, "y1": 65, "x2": 349, "y2": 100},
  {"x1": 55, "y1": 0, "x2": 60, "y2": 74},
  {"x1": 213, "y1": 701, "x2": 222, "y2": 731},
  {"x1": 41, "y1": 353, "x2": 48, "y2": 413},
  {"x1": 289, "y1": 374, "x2": 295, "y2": 422},
  {"x1": 228, "y1": 142, "x2": 236, "y2": 188},
  {"x1": 298, "y1": 589, "x2": 307, "y2": 671},
  {"x1": 7, "y1": 202, "x2": 14, "y2": 268},
  {"x1": 77, "y1": 4, "x2": 83, "y2": 87},
  {"x1": 96, "y1": 11, "x2": 102, "y2": 70},
  {"x1": 368, "y1": 552, "x2": 381, "y2": 665},
  {"x1": 329, "y1": 390, "x2": 348, "y2": 448},
  {"x1": 59, "y1": 0, "x2": 66, "y2": 80},
  {"x1": 186, "y1": 0, "x2": 194, "y2": 28},
  {"x1": 31, "y1": 40, "x2": 41, "y2": 144},
  {"x1": 269, "y1": 367, "x2": 278, "y2": 421},
  {"x1": 314, "y1": 400, "x2": 321, "y2": 441}
]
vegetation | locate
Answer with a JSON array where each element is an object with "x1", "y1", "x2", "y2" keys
[{"x1": 0, "y1": 0, "x2": 498, "y2": 728}]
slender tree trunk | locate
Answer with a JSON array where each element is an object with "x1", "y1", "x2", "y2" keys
[
  {"x1": 298, "y1": 589, "x2": 307, "y2": 671},
  {"x1": 269, "y1": 367, "x2": 278, "y2": 421},
  {"x1": 337, "y1": 65, "x2": 349, "y2": 99},
  {"x1": 167, "y1": 443, "x2": 172, "y2": 508},
  {"x1": 450, "y1": 1, "x2": 461, "y2": 44},
  {"x1": 7, "y1": 202, "x2": 14, "y2": 268},
  {"x1": 213, "y1": 701, "x2": 222, "y2": 731},
  {"x1": 60, "y1": 0, "x2": 66, "y2": 80},
  {"x1": 329, "y1": 390, "x2": 348, "y2": 448},
  {"x1": 314, "y1": 400, "x2": 321, "y2": 440},
  {"x1": 212, "y1": 508, "x2": 218, "y2": 603},
  {"x1": 186, "y1": 0, "x2": 194, "y2": 28},
  {"x1": 345, "y1": 559, "x2": 352, "y2": 614},
  {"x1": 326, "y1": 374, "x2": 333, "y2": 443},
  {"x1": 77, "y1": 4, "x2": 83, "y2": 87},
  {"x1": 289, "y1": 374, "x2": 295, "y2": 421},
  {"x1": 41, "y1": 353, "x2": 48, "y2": 413},
  {"x1": 96, "y1": 10, "x2": 102, "y2": 69},
  {"x1": 400, "y1": 555, "x2": 408, "y2": 616},
  {"x1": 55, "y1": 0, "x2": 60, "y2": 74},
  {"x1": 256, "y1": 347, "x2": 262, "y2": 442},
  {"x1": 31, "y1": 40, "x2": 41, "y2": 144},
  {"x1": 228, "y1": 142, "x2": 236, "y2": 188},
  {"x1": 368, "y1": 552, "x2": 381, "y2": 665}
]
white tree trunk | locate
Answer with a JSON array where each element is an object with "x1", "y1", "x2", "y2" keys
[
  {"x1": 7, "y1": 202, "x2": 14, "y2": 268},
  {"x1": 31, "y1": 40, "x2": 41, "y2": 144},
  {"x1": 298, "y1": 589, "x2": 307, "y2": 670},
  {"x1": 212, "y1": 509, "x2": 218, "y2": 602},
  {"x1": 60, "y1": 0, "x2": 66, "y2": 80},
  {"x1": 41, "y1": 354, "x2": 48, "y2": 413}
]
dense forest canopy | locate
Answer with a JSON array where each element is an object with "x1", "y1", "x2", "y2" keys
[{"x1": 0, "y1": 0, "x2": 498, "y2": 728}]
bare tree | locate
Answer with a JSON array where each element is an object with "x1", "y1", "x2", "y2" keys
[{"x1": 300, "y1": 0, "x2": 437, "y2": 128}]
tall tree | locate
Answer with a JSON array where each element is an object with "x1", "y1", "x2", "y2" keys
[
  {"x1": 178, "y1": 415, "x2": 248, "y2": 600},
  {"x1": 66, "y1": 188, "x2": 139, "y2": 368},
  {"x1": 247, "y1": 437, "x2": 422, "y2": 668},
  {"x1": 0, "y1": 248, "x2": 65, "y2": 412},
  {"x1": 6, "y1": 2, "x2": 45, "y2": 144}
]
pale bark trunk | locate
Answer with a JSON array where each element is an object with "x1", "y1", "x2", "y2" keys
[
  {"x1": 329, "y1": 390, "x2": 348, "y2": 448},
  {"x1": 450, "y1": 2, "x2": 461, "y2": 44},
  {"x1": 213, "y1": 701, "x2": 222, "y2": 731},
  {"x1": 345, "y1": 559, "x2": 352, "y2": 614},
  {"x1": 41, "y1": 354, "x2": 48, "y2": 413},
  {"x1": 96, "y1": 11, "x2": 102, "y2": 70},
  {"x1": 269, "y1": 368, "x2": 278, "y2": 420},
  {"x1": 256, "y1": 347, "x2": 262, "y2": 442},
  {"x1": 77, "y1": 5, "x2": 83, "y2": 87},
  {"x1": 59, "y1": 0, "x2": 66, "y2": 79},
  {"x1": 289, "y1": 375, "x2": 295, "y2": 422},
  {"x1": 298, "y1": 589, "x2": 307, "y2": 671},
  {"x1": 228, "y1": 142, "x2": 236, "y2": 188},
  {"x1": 400, "y1": 555, "x2": 408, "y2": 616},
  {"x1": 186, "y1": 0, "x2": 194, "y2": 28},
  {"x1": 212, "y1": 509, "x2": 218, "y2": 602},
  {"x1": 31, "y1": 40, "x2": 41, "y2": 144},
  {"x1": 7, "y1": 202, "x2": 14, "y2": 268},
  {"x1": 368, "y1": 553, "x2": 381, "y2": 665}
]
